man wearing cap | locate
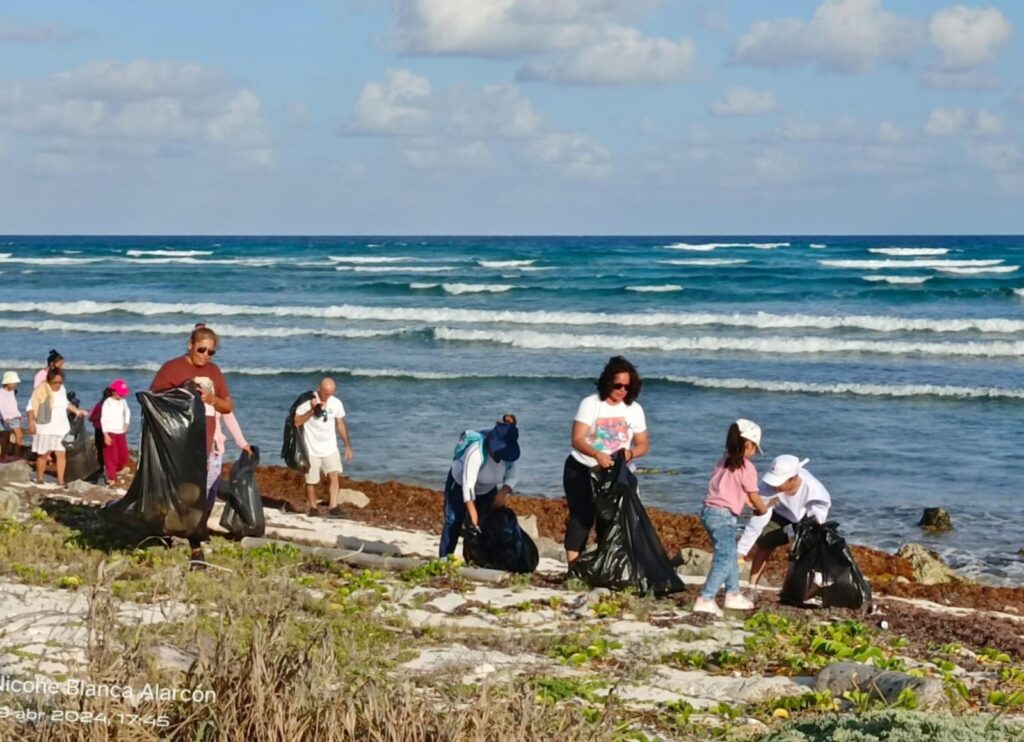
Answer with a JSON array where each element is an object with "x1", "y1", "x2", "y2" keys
[
  {"x1": 738, "y1": 454, "x2": 832, "y2": 591},
  {"x1": 439, "y1": 420, "x2": 521, "y2": 557},
  {"x1": 0, "y1": 371, "x2": 24, "y2": 461}
]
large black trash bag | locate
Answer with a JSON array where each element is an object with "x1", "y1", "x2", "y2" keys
[
  {"x1": 463, "y1": 507, "x2": 539, "y2": 574},
  {"x1": 106, "y1": 387, "x2": 207, "y2": 538},
  {"x1": 63, "y1": 412, "x2": 101, "y2": 483},
  {"x1": 569, "y1": 452, "x2": 685, "y2": 596},
  {"x1": 219, "y1": 446, "x2": 265, "y2": 538},
  {"x1": 281, "y1": 391, "x2": 315, "y2": 472},
  {"x1": 780, "y1": 519, "x2": 872, "y2": 610}
]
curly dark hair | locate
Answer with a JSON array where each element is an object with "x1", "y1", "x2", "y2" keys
[{"x1": 595, "y1": 355, "x2": 642, "y2": 405}]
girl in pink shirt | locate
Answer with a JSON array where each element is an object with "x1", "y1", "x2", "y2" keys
[{"x1": 694, "y1": 419, "x2": 769, "y2": 616}]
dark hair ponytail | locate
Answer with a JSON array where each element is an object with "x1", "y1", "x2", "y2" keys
[
  {"x1": 47, "y1": 349, "x2": 63, "y2": 367},
  {"x1": 724, "y1": 422, "x2": 746, "y2": 471}
]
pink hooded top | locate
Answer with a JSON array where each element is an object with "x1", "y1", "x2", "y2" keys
[{"x1": 212, "y1": 412, "x2": 249, "y2": 456}]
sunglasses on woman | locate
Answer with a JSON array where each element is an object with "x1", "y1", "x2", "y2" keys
[
  {"x1": 195, "y1": 347, "x2": 216, "y2": 356},
  {"x1": 611, "y1": 383, "x2": 631, "y2": 391}
]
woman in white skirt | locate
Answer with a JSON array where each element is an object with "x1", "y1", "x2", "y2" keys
[{"x1": 28, "y1": 367, "x2": 87, "y2": 486}]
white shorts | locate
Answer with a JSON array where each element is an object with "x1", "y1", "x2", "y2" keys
[{"x1": 305, "y1": 450, "x2": 342, "y2": 485}]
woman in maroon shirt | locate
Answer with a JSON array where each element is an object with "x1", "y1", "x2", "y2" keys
[{"x1": 150, "y1": 323, "x2": 233, "y2": 568}]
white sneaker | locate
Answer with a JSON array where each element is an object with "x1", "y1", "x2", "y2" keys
[
  {"x1": 692, "y1": 597, "x2": 724, "y2": 617},
  {"x1": 724, "y1": 593, "x2": 755, "y2": 611}
]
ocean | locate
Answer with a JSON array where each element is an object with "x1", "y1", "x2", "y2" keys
[{"x1": 1, "y1": 235, "x2": 1022, "y2": 583}]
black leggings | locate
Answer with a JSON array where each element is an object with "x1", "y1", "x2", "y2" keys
[{"x1": 563, "y1": 455, "x2": 597, "y2": 552}]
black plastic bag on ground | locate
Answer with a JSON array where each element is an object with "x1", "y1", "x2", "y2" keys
[
  {"x1": 780, "y1": 519, "x2": 872, "y2": 610},
  {"x1": 569, "y1": 452, "x2": 685, "y2": 596},
  {"x1": 219, "y1": 446, "x2": 265, "y2": 538},
  {"x1": 63, "y1": 412, "x2": 101, "y2": 483},
  {"x1": 463, "y1": 506, "x2": 539, "y2": 574},
  {"x1": 106, "y1": 387, "x2": 207, "y2": 538},
  {"x1": 281, "y1": 391, "x2": 314, "y2": 472}
]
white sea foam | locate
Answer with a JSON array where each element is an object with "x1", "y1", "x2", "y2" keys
[
  {"x1": 62, "y1": 250, "x2": 82, "y2": 254},
  {"x1": 122, "y1": 257, "x2": 282, "y2": 266},
  {"x1": 1016, "y1": 289, "x2": 1024, "y2": 298},
  {"x1": 125, "y1": 249, "x2": 213, "y2": 257},
  {"x1": 664, "y1": 375, "x2": 1024, "y2": 400},
  {"x1": 861, "y1": 276, "x2": 931, "y2": 285},
  {"x1": 478, "y1": 260, "x2": 536, "y2": 269},
  {"x1": 868, "y1": 247, "x2": 949, "y2": 256},
  {"x1": 4, "y1": 300, "x2": 1024, "y2": 334},
  {"x1": 1, "y1": 319, "x2": 415, "y2": 340},
  {"x1": 0, "y1": 253, "x2": 10, "y2": 259},
  {"x1": 435, "y1": 327, "x2": 1024, "y2": 358},
  {"x1": 626, "y1": 285, "x2": 683, "y2": 293},
  {"x1": 409, "y1": 283, "x2": 439, "y2": 290},
  {"x1": 809, "y1": 244, "x2": 827, "y2": 249},
  {"x1": 328, "y1": 256, "x2": 413, "y2": 263},
  {"x1": 935, "y1": 266, "x2": 1019, "y2": 275},
  {"x1": 658, "y1": 258, "x2": 748, "y2": 266},
  {"x1": 0, "y1": 256, "x2": 104, "y2": 265},
  {"x1": 442, "y1": 283, "x2": 514, "y2": 295},
  {"x1": 334, "y1": 266, "x2": 455, "y2": 274},
  {"x1": 663, "y1": 242, "x2": 789, "y2": 251},
  {"x1": 822, "y1": 258, "x2": 1003, "y2": 270}
]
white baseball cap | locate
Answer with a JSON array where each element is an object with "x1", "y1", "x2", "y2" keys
[
  {"x1": 735, "y1": 418, "x2": 763, "y2": 454},
  {"x1": 763, "y1": 455, "x2": 810, "y2": 487}
]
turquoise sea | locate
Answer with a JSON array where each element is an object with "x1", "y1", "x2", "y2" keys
[{"x1": 1, "y1": 235, "x2": 1022, "y2": 582}]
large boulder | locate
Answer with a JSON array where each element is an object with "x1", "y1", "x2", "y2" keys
[
  {"x1": 674, "y1": 548, "x2": 713, "y2": 577},
  {"x1": 918, "y1": 508, "x2": 953, "y2": 532},
  {"x1": 816, "y1": 661, "x2": 946, "y2": 708},
  {"x1": 896, "y1": 543, "x2": 960, "y2": 585},
  {"x1": 0, "y1": 460, "x2": 32, "y2": 484},
  {"x1": 336, "y1": 488, "x2": 369, "y2": 509}
]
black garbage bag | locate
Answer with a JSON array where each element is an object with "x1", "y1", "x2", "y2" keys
[
  {"x1": 219, "y1": 446, "x2": 265, "y2": 538},
  {"x1": 281, "y1": 391, "x2": 315, "y2": 472},
  {"x1": 463, "y1": 507, "x2": 539, "y2": 574},
  {"x1": 780, "y1": 519, "x2": 872, "y2": 610},
  {"x1": 569, "y1": 452, "x2": 685, "y2": 596},
  {"x1": 106, "y1": 387, "x2": 207, "y2": 538},
  {"x1": 63, "y1": 412, "x2": 101, "y2": 483}
]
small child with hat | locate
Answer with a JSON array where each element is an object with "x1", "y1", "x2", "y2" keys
[
  {"x1": 0, "y1": 371, "x2": 24, "y2": 461},
  {"x1": 100, "y1": 379, "x2": 132, "y2": 485}
]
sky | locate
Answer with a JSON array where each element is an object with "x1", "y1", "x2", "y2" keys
[{"x1": 0, "y1": 0, "x2": 1021, "y2": 235}]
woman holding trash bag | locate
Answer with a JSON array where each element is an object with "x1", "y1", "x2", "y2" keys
[
  {"x1": 151, "y1": 323, "x2": 233, "y2": 567},
  {"x1": 563, "y1": 356, "x2": 649, "y2": 566},
  {"x1": 27, "y1": 367, "x2": 87, "y2": 486}
]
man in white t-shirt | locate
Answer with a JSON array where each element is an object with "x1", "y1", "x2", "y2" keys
[
  {"x1": 294, "y1": 377, "x2": 353, "y2": 517},
  {"x1": 737, "y1": 454, "x2": 832, "y2": 590}
]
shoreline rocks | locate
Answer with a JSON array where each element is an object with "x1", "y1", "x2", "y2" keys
[
  {"x1": 918, "y1": 508, "x2": 953, "y2": 532},
  {"x1": 896, "y1": 544, "x2": 960, "y2": 586}
]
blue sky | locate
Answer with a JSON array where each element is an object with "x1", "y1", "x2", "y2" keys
[{"x1": 0, "y1": 0, "x2": 1021, "y2": 234}]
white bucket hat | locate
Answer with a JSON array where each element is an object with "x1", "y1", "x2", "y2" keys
[
  {"x1": 1, "y1": 371, "x2": 20, "y2": 386},
  {"x1": 763, "y1": 455, "x2": 810, "y2": 487},
  {"x1": 735, "y1": 418, "x2": 763, "y2": 454}
]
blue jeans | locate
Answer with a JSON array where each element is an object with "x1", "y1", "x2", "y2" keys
[
  {"x1": 700, "y1": 505, "x2": 740, "y2": 600},
  {"x1": 439, "y1": 471, "x2": 496, "y2": 557}
]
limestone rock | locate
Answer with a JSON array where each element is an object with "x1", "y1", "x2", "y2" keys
[
  {"x1": 336, "y1": 488, "x2": 369, "y2": 509},
  {"x1": 0, "y1": 489, "x2": 21, "y2": 518},
  {"x1": 516, "y1": 514, "x2": 539, "y2": 541},
  {"x1": 918, "y1": 507, "x2": 953, "y2": 532},
  {"x1": 896, "y1": 543, "x2": 960, "y2": 585},
  {"x1": 674, "y1": 548, "x2": 713, "y2": 578},
  {"x1": 534, "y1": 536, "x2": 566, "y2": 563},
  {"x1": 816, "y1": 661, "x2": 946, "y2": 708},
  {"x1": 0, "y1": 460, "x2": 31, "y2": 484}
]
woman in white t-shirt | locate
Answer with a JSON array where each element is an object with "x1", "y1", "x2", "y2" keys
[
  {"x1": 563, "y1": 356, "x2": 649, "y2": 565},
  {"x1": 27, "y1": 367, "x2": 87, "y2": 486}
]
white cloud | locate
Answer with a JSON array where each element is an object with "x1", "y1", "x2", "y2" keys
[
  {"x1": 518, "y1": 29, "x2": 696, "y2": 84},
  {"x1": 347, "y1": 68, "x2": 433, "y2": 135},
  {"x1": 389, "y1": 0, "x2": 695, "y2": 85},
  {"x1": 925, "y1": 107, "x2": 1003, "y2": 137},
  {"x1": 526, "y1": 132, "x2": 612, "y2": 179},
  {"x1": 920, "y1": 70, "x2": 1002, "y2": 90},
  {"x1": 731, "y1": 0, "x2": 923, "y2": 74},
  {"x1": 0, "y1": 18, "x2": 73, "y2": 44},
  {"x1": 0, "y1": 59, "x2": 273, "y2": 169},
  {"x1": 710, "y1": 87, "x2": 778, "y2": 117},
  {"x1": 967, "y1": 141, "x2": 1024, "y2": 172},
  {"x1": 343, "y1": 70, "x2": 610, "y2": 178},
  {"x1": 876, "y1": 121, "x2": 906, "y2": 143},
  {"x1": 929, "y1": 6, "x2": 1013, "y2": 71}
]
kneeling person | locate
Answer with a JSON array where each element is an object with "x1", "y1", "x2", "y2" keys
[
  {"x1": 294, "y1": 378, "x2": 353, "y2": 517},
  {"x1": 738, "y1": 455, "x2": 831, "y2": 590}
]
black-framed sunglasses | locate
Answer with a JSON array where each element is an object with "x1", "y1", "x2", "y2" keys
[
  {"x1": 195, "y1": 347, "x2": 217, "y2": 356},
  {"x1": 610, "y1": 383, "x2": 631, "y2": 391}
]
